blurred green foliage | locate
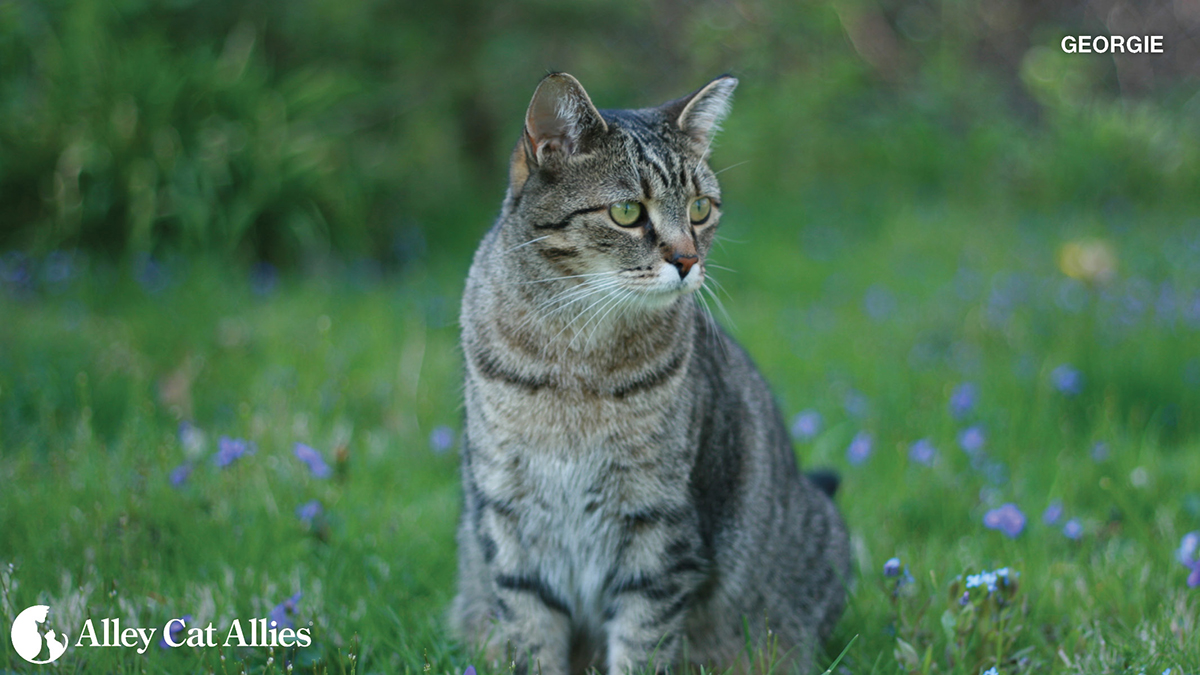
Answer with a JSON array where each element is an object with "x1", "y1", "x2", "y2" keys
[{"x1": 1, "y1": 0, "x2": 1198, "y2": 265}]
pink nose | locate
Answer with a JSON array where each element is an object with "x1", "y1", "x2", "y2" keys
[{"x1": 667, "y1": 251, "x2": 698, "y2": 277}]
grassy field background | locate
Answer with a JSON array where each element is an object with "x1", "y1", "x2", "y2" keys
[
  {"x1": 4, "y1": 196, "x2": 1200, "y2": 673},
  {"x1": 3, "y1": 0, "x2": 1200, "y2": 672}
]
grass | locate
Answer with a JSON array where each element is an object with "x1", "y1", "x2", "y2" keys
[{"x1": 2, "y1": 193, "x2": 1200, "y2": 674}]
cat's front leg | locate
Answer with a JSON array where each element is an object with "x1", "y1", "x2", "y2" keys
[
  {"x1": 605, "y1": 587, "x2": 689, "y2": 674},
  {"x1": 477, "y1": 501, "x2": 573, "y2": 675},
  {"x1": 604, "y1": 524, "x2": 706, "y2": 675},
  {"x1": 486, "y1": 571, "x2": 572, "y2": 675}
]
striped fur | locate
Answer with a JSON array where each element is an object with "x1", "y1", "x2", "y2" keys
[{"x1": 452, "y1": 73, "x2": 851, "y2": 675}]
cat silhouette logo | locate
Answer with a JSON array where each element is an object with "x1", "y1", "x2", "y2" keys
[{"x1": 11, "y1": 605, "x2": 69, "y2": 664}]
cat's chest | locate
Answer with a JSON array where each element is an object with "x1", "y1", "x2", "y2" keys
[
  {"x1": 469, "y1": 384, "x2": 689, "y2": 509},
  {"x1": 490, "y1": 452, "x2": 642, "y2": 620},
  {"x1": 473, "y1": 430, "x2": 680, "y2": 519},
  {"x1": 516, "y1": 453, "x2": 625, "y2": 540}
]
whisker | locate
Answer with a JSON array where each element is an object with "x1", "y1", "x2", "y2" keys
[
  {"x1": 694, "y1": 288, "x2": 713, "y2": 327},
  {"x1": 517, "y1": 279, "x2": 623, "y2": 333},
  {"x1": 705, "y1": 273, "x2": 734, "y2": 300},
  {"x1": 520, "y1": 270, "x2": 614, "y2": 285},
  {"x1": 534, "y1": 277, "x2": 621, "y2": 311},
  {"x1": 583, "y1": 288, "x2": 635, "y2": 348},
  {"x1": 570, "y1": 287, "x2": 629, "y2": 350},
  {"x1": 512, "y1": 278, "x2": 623, "y2": 334},
  {"x1": 503, "y1": 235, "x2": 551, "y2": 254},
  {"x1": 712, "y1": 160, "x2": 751, "y2": 176},
  {"x1": 704, "y1": 263, "x2": 738, "y2": 273},
  {"x1": 702, "y1": 282, "x2": 736, "y2": 329},
  {"x1": 694, "y1": 291, "x2": 724, "y2": 360},
  {"x1": 550, "y1": 285, "x2": 620, "y2": 351}
]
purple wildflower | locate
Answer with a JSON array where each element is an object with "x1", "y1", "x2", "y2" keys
[
  {"x1": 1062, "y1": 519, "x2": 1083, "y2": 540},
  {"x1": 1090, "y1": 441, "x2": 1109, "y2": 462},
  {"x1": 464, "y1": 667, "x2": 477, "y2": 675},
  {"x1": 983, "y1": 503, "x2": 1026, "y2": 538},
  {"x1": 908, "y1": 438, "x2": 937, "y2": 466},
  {"x1": 296, "y1": 500, "x2": 323, "y2": 525},
  {"x1": 958, "y1": 591, "x2": 970, "y2": 606},
  {"x1": 790, "y1": 410, "x2": 823, "y2": 441},
  {"x1": 883, "y1": 557, "x2": 901, "y2": 577},
  {"x1": 429, "y1": 425, "x2": 455, "y2": 454},
  {"x1": 294, "y1": 443, "x2": 332, "y2": 479},
  {"x1": 1178, "y1": 531, "x2": 1200, "y2": 567},
  {"x1": 949, "y1": 383, "x2": 977, "y2": 419},
  {"x1": 169, "y1": 463, "x2": 193, "y2": 488},
  {"x1": 1042, "y1": 500, "x2": 1064, "y2": 526},
  {"x1": 958, "y1": 426, "x2": 986, "y2": 454},
  {"x1": 213, "y1": 436, "x2": 254, "y2": 467},
  {"x1": 158, "y1": 614, "x2": 192, "y2": 649},
  {"x1": 1051, "y1": 364, "x2": 1083, "y2": 395},
  {"x1": 1190, "y1": 562, "x2": 1200, "y2": 589},
  {"x1": 846, "y1": 431, "x2": 873, "y2": 465},
  {"x1": 268, "y1": 592, "x2": 302, "y2": 630}
]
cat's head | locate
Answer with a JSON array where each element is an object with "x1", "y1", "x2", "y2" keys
[{"x1": 500, "y1": 73, "x2": 737, "y2": 310}]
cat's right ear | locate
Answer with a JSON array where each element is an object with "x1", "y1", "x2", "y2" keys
[
  {"x1": 511, "y1": 73, "x2": 607, "y2": 189},
  {"x1": 662, "y1": 75, "x2": 738, "y2": 155}
]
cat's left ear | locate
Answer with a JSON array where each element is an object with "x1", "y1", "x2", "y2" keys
[
  {"x1": 523, "y1": 73, "x2": 608, "y2": 165},
  {"x1": 663, "y1": 75, "x2": 738, "y2": 152},
  {"x1": 509, "y1": 73, "x2": 608, "y2": 198}
]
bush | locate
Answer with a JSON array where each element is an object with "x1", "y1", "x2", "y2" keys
[{"x1": 2, "y1": 0, "x2": 1198, "y2": 266}]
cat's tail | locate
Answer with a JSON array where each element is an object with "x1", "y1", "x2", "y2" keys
[{"x1": 805, "y1": 469, "x2": 841, "y2": 498}]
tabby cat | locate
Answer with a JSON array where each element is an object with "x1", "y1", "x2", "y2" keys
[{"x1": 452, "y1": 73, "x2": 851, "y2": 675}]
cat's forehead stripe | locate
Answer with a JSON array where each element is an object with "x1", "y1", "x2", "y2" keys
[
  {"x1": 610, "y1": 119, "x2": 699, "y2": 200},
  {"x1": 627, "y1": 133, "x2": 673, "y2": 194}
]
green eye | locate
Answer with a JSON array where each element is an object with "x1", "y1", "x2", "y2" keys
[
  {"x1": 689, "y1": 197, "x2": 712, "y2": 224},
  {"x1": 609, "y1": 201, "x2": 643, "y2": 227}
]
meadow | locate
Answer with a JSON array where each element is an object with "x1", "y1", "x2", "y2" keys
[{"x1": 3, "y1": 185, "x2": 1200, "y2": 673}]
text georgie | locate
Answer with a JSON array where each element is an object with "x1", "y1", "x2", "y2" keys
[{"x1": 1061, "y1": 35, "x2": 1164, "y2": 53}]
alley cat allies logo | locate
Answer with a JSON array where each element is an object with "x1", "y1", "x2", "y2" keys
[
  {"x1": 10, "y1": 603, "x2": 313, "y2": 664},
  {"x1": 11, "y1": 605, "x2": 69, "y2": 664}
]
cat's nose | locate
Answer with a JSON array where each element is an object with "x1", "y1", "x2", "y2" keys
[{"x1": 668, "y1": 251, "x2": 699, "y2": 278}]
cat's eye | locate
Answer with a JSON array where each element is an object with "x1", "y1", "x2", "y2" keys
[
  {"x1": 609, "y1": 201, "x2": 643, "y2": 227},
  {"x1": 689, "y1": 197, "x2": 713, "y2": 225}
]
